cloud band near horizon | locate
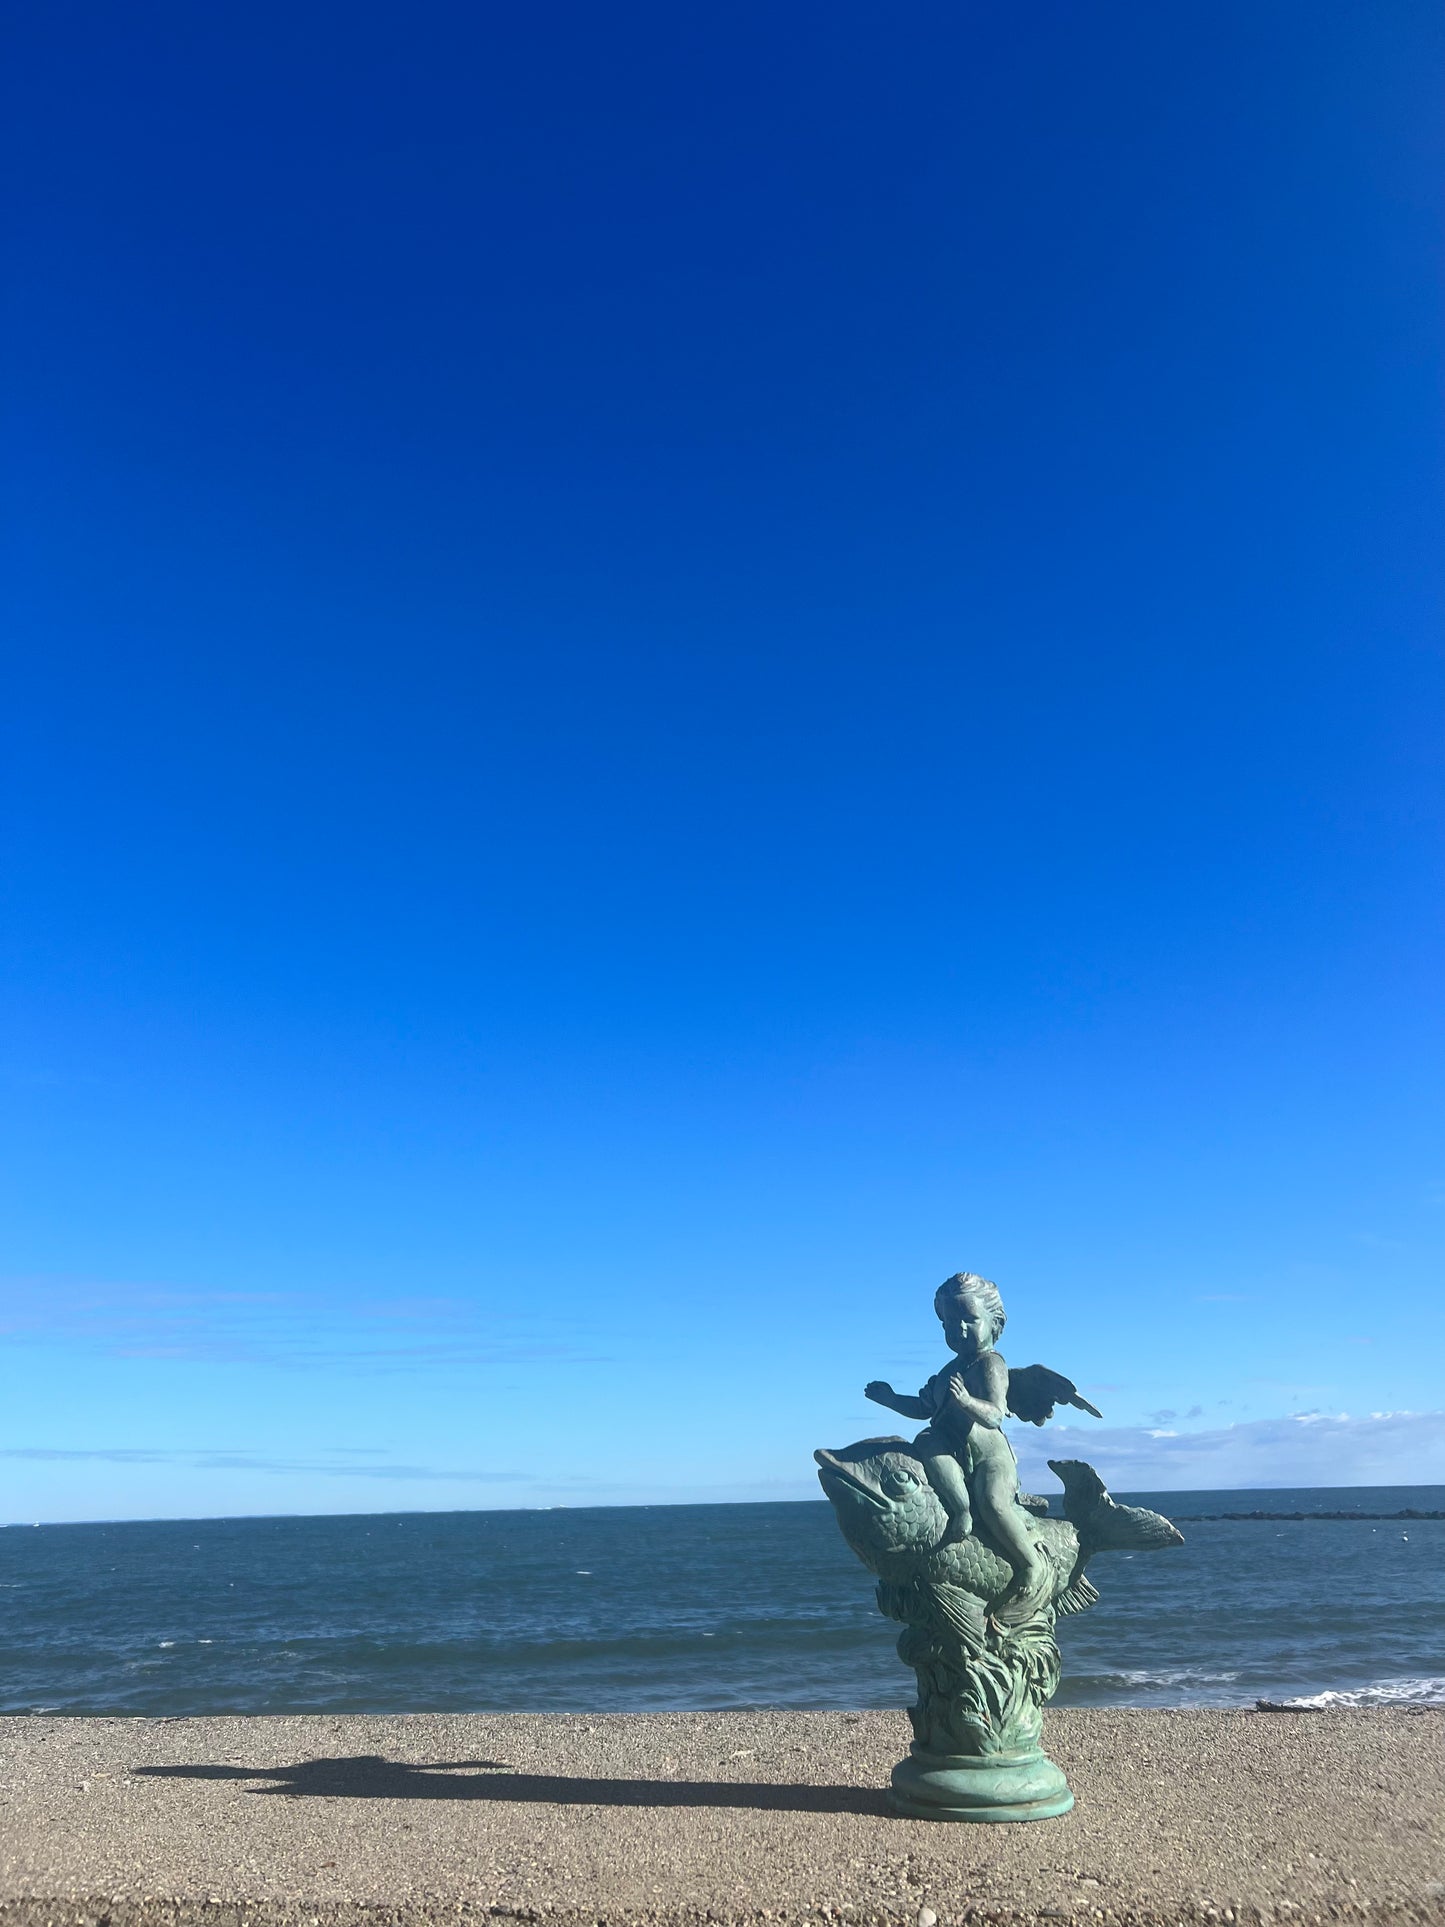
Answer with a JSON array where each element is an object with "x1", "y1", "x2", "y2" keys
[{"x1": 2, "y1": 1409, "x2": 1442, "y2": 1523}]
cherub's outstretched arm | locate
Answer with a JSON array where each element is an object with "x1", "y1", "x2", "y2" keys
[{"x1": 864, "y1": 1381, "x2": 930, "y2": 1420}]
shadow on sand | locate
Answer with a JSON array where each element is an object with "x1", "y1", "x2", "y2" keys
[{"x1": 134, "y1": 1755, "x2": 889, "y2": 1816}]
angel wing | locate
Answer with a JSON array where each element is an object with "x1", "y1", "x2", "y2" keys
[{"x1": 1006, "y1": 1364, "x2": 1103, "y2": 1427}]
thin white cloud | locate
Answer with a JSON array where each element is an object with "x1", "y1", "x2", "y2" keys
[
  {"x1": 0, "y1": 1275, "x2": 602, "y2": 1373},
  {"x1": 0, "y1": 1447, "x2": 532, "y2": 1483},
  {"x1": 1012, "y1": 1409, "x2": 1445, "y2": 1491}
]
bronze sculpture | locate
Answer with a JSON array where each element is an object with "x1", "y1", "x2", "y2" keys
[{"x1": 818, "y1": 1271, "x2": 1183, "y2": 1820}]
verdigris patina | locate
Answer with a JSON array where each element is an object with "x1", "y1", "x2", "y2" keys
[{"x1": 816, "y1": 1271, "x2": 1183, "y2": 1822}]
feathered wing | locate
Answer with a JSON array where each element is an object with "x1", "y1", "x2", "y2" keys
[{"x1": 1006, "y1": 1364, "x2": 1104, "y2": 1426}]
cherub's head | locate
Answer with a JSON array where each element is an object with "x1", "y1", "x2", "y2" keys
[{"x1": 935, "y1": 1271, "x2": 1006, "y2": 1358}]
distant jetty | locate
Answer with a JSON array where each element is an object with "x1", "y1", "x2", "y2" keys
[{"x1": 1174, "y1": 1506, "x2": 1445, "y2": 1522}]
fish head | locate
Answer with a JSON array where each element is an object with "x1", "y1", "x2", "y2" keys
[{"x1": 814, "y1": 1439, "x2": 945, "y2": 1574}]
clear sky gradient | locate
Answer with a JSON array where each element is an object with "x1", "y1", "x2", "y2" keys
[{"x1": 4, "y1": 1, "x2": 1443, "y2": 1520}]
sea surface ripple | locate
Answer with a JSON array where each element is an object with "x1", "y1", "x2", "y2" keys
[{"x1": 0, "y1": 1485, "x2": 1440, "y2": 1716}]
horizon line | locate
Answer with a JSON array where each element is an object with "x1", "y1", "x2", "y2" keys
[{"x1": 6, "y1": 1476, "x2": 1444, "y2": 1531}]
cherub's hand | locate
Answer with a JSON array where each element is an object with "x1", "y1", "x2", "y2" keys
[
  {"x1": 945, "y1": 1372, "x2": 969, "y2": 1405},
  {"x1": 864, "y1": 1381, "x2": 894, "y2": 1405}
]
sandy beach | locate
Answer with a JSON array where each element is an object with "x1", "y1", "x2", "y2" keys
[{"x1": 0, "y1": 1708, "x2": 1440, "y2": 1926}]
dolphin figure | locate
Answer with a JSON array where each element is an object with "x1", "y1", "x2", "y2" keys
[{"x1": 815, "y1": 1440, "x2": 1182, "y2": 1630}]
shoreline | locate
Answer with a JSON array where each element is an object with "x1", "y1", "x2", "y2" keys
[{"x1": 2, "y1": 1708, "x2": 1441, "y2": 1926}]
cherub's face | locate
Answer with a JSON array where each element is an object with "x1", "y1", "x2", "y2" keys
[{"x1": 940, "y1": 1288, "x2": 994, "y2": 1357}]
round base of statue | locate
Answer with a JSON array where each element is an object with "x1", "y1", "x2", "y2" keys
[{"x1": 889, "y1": 1744, "x2": 1074, "y2": 1823}]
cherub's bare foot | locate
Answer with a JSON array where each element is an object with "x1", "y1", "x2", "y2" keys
[{"x1": 935, "y1": 1512, "x2": 973, "y2": 1550}]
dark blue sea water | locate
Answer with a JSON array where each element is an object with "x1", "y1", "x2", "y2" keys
[{"x1": 1, "y1": 1488, "x2": 1441, "y2": 1717}]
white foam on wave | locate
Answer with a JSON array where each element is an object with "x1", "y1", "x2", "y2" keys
[
  {"x1": 1277, "y1": 1677, "x2": 1445, "y2": 1709},
  {"x1": 1115, "y1": 1669, "x2": 1241, "y2": 1686}
]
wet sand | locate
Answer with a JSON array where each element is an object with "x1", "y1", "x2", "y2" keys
[{"x1": 1, "y1": 1708, "x2": 1441, "y2": 1926}]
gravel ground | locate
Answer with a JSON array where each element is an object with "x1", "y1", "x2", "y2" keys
[{"x1": 0, "y1": 1708, "x2": 1441, "y2": 1927}]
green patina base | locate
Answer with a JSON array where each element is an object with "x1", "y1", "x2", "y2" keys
[{"x1": 889, "y1": 1744, "x2": 1075, "y2": 1823}]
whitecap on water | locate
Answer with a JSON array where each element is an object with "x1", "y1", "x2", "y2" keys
[
  {"x1": 1116, "y1": 1669, "x2": 1241, "y2": 1686},
  {"x1": 1276, "y1": 1677, "x2": 1445, "y2": 1709}
]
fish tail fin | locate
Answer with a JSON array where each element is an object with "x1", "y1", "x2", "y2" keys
[
  {"x1": 1047, "y1": 1457, "x2": 1108, "y2": 1524},
  {"x1": 1055, "y1": 1570, "x2": 1101, "y2": 1616},
  {"x1": 1049, "y1": 1458, "x2": 1184, "y2": 1552}
]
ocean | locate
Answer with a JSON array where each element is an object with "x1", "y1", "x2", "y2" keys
[{"x1": 1, "y1": 1487, "x2": 1440, "y2": 1717}]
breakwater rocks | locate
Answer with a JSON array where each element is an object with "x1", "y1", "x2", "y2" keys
[{"x1": 1177, "y1": 1508, "x2": 1445, "y2": 1522}]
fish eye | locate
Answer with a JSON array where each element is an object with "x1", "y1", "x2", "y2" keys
[{"x1": 879, "y1": 1464, "x2": 919, "y2": 1494}]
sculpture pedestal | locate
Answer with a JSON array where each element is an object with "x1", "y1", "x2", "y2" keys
[{"x1": 889, "y1": 1744, "x2": 1074, "y2": 1823}]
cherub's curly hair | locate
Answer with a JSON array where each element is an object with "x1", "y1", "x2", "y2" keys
[{"x1": 934, "y1": 1271, "x2": 1006, "y2": 1339}]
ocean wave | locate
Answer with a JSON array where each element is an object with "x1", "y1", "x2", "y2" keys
[
  {"x1": 1112, "y1": 1669, "x2": 1241, "y2": 1686},
  {"x1": 1275, "y1": 1677, "x2": 1445, "y2": 1709},
  {"x1": 2, "y1": 1497, "x2": 1441, "y2": 1717}
]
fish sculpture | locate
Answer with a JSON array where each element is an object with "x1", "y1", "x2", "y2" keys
[{"x1": 815, "y1": 1439, "x2": 1184, "y2": 1821}]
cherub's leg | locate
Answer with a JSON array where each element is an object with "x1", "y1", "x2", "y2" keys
[
  {"x1": 914, "y1": 1432, "x2": 973, "y2": 1547},
  {"x1": 971, "y1": 1444, "x2": 1049, "y2": 1609}
]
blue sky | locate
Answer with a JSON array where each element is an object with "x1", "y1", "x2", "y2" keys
[{"x1": 4, "y1": 1, "x2": 1442, "y2": 1521}]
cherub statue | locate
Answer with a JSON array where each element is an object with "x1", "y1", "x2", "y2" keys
[{"x1": 865, "y1": 1271, "x2": 1101, "y2": 1614}]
